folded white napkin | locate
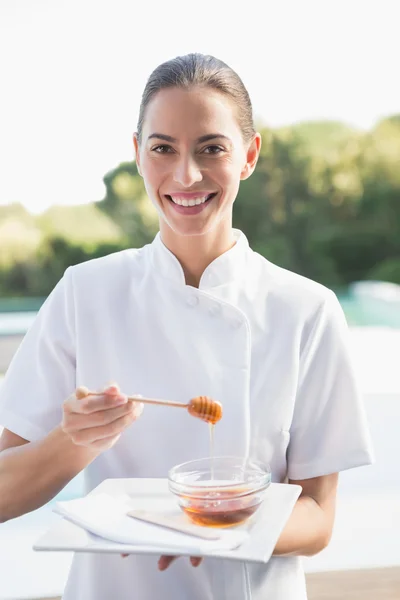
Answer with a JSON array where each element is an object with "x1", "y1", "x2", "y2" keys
[{"x1": 53, "y1": 493, "x2": 248, "y2": 554}]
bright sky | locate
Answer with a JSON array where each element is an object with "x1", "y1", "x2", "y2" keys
[{"x1": 0, "y1": 0, "x2": 399, "y2": 214}]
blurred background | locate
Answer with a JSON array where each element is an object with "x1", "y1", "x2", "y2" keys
[{"x1": 0, "y1": 1, "x2": 399, "y2": 599}]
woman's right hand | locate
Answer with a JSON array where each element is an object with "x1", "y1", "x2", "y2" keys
[{"x1": 61, "y1": 384, "x2": 143, "y2": 452}]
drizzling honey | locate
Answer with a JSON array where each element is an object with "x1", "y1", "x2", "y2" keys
[
  {"x1": 209, "y1": 423, "x2": 215, "y2": 480},
  {"x1": 175, "y1": 403, "x2": 266, "y2": 528}
]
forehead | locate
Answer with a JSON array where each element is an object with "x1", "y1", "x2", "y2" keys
[{"x1": 142, "y1": 87, "x2": 242, "y2": 140}]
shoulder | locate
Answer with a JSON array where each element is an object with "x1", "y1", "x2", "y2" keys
[
  {"x1": 64, "y1": 245, "x2": 149, "y2": 292},
  {"x1": 247, "y1": 250, "x2": 341, "y2": 324}
]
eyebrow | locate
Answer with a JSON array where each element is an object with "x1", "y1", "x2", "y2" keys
[{"x1": 147, "y1": 133, "x2": 232, "y2": 144}]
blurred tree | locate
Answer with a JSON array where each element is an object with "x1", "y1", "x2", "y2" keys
[
  {"x1": 36, "y1": 203, "x2": 125, "y2": 249},
  {"x1": 368, "y1": 258, "x2": 400, "y2": 284},
  {"x1": 278, "y1": 120, "x2": 357, "y2": 156},
  {"x1": 97, "y1": 161, "x2": 159, "y2": 246},
  {"x1": 0, "y1": 203, "x2": 42, "y2": 267}
]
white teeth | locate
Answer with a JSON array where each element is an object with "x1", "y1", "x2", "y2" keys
[{"x1": 169, "y1": 195, "x2": 212, "y2": 206}]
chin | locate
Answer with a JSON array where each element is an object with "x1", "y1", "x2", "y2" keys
[
  {"x1": 159, "y1": 199, "x2": 231, "y2": 239},
  {"x1": 161, "y1": 211, "x2": 217, "y2": 238},
  {"x1": 168, "y1": 222, "x2": 214, "y2": 238}
]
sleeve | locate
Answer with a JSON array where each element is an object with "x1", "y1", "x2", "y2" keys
[
  {"x1": 0, "y1": 267, "x2": 76, "y2": 442},
  {"x1": 287, "y1": 290, "x2": 375, "y2": 480}
]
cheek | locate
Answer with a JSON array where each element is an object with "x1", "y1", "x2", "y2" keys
[
  {"x1": 217, "y1": 162, "x2": 243, "y2": 192},
  {"x1": 141, "y1": 159, "x2": 155, "y2": 181},
  {"x1": 141, "y1": 161, "x2": 163, "y2": 194},
  {"x1": 140, "y1": 172, "x2": 160, "y2": 210}
]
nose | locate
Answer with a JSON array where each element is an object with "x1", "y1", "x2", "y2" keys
[{"x1": 173, "y1": 155, "x2": 203, "y2": 187}]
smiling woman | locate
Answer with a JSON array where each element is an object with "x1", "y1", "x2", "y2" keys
[
  {"x1": 133, "y1": 83, "x2": 260, "y2": 274},
  {"x1": 0, "y1": 53, "x2": 373, "y2": 600}
]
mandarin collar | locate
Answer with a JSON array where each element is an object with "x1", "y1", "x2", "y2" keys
[{"x1": 149, "y1": 229, "x2": 250, "y2": 290}]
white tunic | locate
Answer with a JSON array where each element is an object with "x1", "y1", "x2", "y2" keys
[{"x1": 0, "y1": 229, "x2": 374, "y2": 599}]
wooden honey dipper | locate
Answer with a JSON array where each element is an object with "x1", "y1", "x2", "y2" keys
[
  {"x1": 88, "y1": 391, "x2": 223, "y2": 424},
  {"x1": 129, "y1": 394, "x2": 223, "y2": 424}
]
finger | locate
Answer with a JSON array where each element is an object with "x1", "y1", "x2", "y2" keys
[
  {"x1": 68, "y1": 382, "x2": 121, "y2": 410},
  {"x1": 69, "y1": 385, "x2": 141, "y2": 415},
  {"x1": 132, "y1": 401, "x2": 144, "y2": 418},
  {"x1": 127, "y1": 394, "x2": 144, "y2": 417},
  {"x1": 102, "y1": 382, "x2": 121, "y2": 395},
  {"x1": 190, "y1": 556, "x2": 203, "y2": 567},
  {"x1": 69, "y1": 410, "x2": 139, "y2": 445},
  {"x1": 158, "y1": 555, "x2": 179, "y2": 571},
  {"x1": 70, "y1": 392, "x2": 128, "y2": 415},
  {"x1": 64, "y1": 402, "x2": 136, "y2": 433}
]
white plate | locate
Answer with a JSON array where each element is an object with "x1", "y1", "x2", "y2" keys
[{"x1": 33, "y1": 478, "x2": 301, "y2": 564}]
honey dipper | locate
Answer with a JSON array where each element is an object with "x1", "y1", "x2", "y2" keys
[
  {"x1": 131, "y1": 394, "x2": 223, "y2": 424},
  {"x1": 89, "y1": 391, "x2": 223, "y2": 424}
]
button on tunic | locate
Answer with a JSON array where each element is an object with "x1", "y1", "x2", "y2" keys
[{"x1": 0, "y1": 230, "x2": 374, "y2": 599}]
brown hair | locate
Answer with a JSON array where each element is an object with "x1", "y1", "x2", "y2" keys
[{"x1": 136, "y1": 53, "x2": 256, "y2": 144}]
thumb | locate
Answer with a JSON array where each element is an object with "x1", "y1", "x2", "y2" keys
[
  {"x1": 103, "y1": 381, "x2": 120, "y2": 395},
  {"x1": 129, "y1": 394, "x2": 144, "y2": 418}
]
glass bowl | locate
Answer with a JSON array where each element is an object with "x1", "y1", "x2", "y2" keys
[{"x1": 168, "y1": 456, "x2": 271, "y2": 528}]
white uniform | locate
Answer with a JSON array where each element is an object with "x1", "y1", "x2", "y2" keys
[{"x1": 0, "y1": 229, "x2": 374, "y2": 600}]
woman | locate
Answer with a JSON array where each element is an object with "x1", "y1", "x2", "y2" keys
[{"x1": 0, "y1": 53, "x2": 373, "y2": 600}]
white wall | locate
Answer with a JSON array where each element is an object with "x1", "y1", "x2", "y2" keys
[{"x1": 304, "y1": 391, "x2": 400, "y2": 573}]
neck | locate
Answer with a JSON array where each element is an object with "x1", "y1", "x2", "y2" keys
[{"x1": 160, "y1": 220, "x2": 236, "y2": 288}]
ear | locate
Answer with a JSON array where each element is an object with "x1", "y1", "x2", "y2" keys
[
  {"x1": 133, "y1": 133, "x2": 142, "y2": 177},
  {"x1": 240, "y1": 133, "x2": 262, "y2": 181}
]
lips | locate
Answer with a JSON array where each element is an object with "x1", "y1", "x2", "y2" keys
[
  {"x1": 166, "y1": 193, "x2": 217, "y2": 207},
  {"x1": 164, "y1": 192, "x2": 217, "y2": 215},
  {"x1": 167, "y1": 192, "x2": 217, "y2": 199}
]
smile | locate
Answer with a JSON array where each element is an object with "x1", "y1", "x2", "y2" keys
[{"x1": 166, "y1": 193, "x2": 217, "y2": 207}]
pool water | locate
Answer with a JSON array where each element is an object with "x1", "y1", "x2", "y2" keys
[{"x1": 337, "y1": 292, "x2": 400, "y2": 328}]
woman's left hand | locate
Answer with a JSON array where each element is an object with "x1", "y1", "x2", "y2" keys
[
  {"x1": 158, "y1": 555, "x2": 203, "y2": 570},
  {"x1": 120, "y1": 554, "x2": 203, "y2": 568}
]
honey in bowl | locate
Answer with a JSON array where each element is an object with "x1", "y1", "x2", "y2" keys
[
  {"x1": 180, "y1": 488, "x2": 263, "y2": 527},
  {"x1": 168, "y1": 457, "x2": 271, "y2": 528}
]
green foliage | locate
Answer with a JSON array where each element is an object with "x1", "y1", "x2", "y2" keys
[
  {"x1": 367, "y1": 258, "x2": 400, "y2": 285},
  {"x1": 0, "y1": 115, "x2": 399, "y2": 297},
  {"x1": 36, "y1": 203, "x2": 124, "y2": 248},
  {"x1": 0, "y1": 203, "x2": 42, "y2": 267},
  {"x1": 98, "y1": 162, "x2": 159, "y2": 246},
  {"x1": 0, "y1": 237, "x2": 132, "y2": 297},
  {"x1": 278, "y1": 120, "x2": 358, "y2": 156}
]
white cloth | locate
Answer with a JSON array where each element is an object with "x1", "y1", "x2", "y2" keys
[
  {"x1": 53, "y1": 492, "x2": 248, "y2": 551},
  {"x1": 0, "y1": 229, "x2": 374, "y2": 600}
]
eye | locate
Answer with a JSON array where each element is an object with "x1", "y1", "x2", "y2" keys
[
  {"x1": 152, "y1": 145, "x2": 174, "y2": 154},
  {"x1": 202, "y1": 145, "x2": 224, "y2": 154}
]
